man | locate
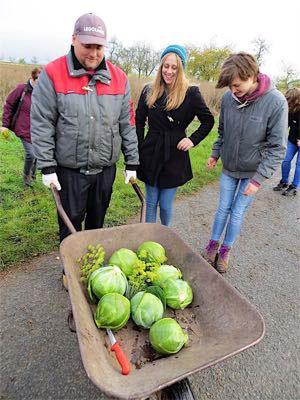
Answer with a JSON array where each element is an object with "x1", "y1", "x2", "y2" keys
[{"x1": 31, "y1": 13, "x2": 139, "y2": 242}]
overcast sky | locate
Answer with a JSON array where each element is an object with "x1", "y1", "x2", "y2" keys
[{"x1": 1, "y1": 0, "x2": 299, "y2": 79}]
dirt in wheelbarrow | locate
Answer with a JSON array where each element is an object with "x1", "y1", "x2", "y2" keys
[{"x1": 112, "y1": 305, "x2": 204, "y2": 370}]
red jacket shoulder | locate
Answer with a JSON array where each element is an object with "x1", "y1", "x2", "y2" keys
[{"x1": 45, "y1": 55, "x2": 67, "y2": 78}]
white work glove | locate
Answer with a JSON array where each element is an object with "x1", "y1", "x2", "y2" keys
[
  {"x1": 124, "y1": 170, "x2": 136, "y2": 184},
  {"x1": 42, "y1": 173, "x2": 61, "y2": 190}
]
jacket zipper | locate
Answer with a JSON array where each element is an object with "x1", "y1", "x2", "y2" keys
[
  {"x1": 86, "y1": 82, "x2": 94, "y2": 171},
  {"x1": 235, "y1": 107, "x2": 245, "y2": 170}
]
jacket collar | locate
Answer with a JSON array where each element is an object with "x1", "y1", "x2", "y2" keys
[
  {"x1": 232, "y1": 73, "x2": 273, "y2": 108},
  {"x1": 26, "y1": 80, "x2": 33, "y2": 92},
  {"x1": 66, "y1": 47, "x2": 111, "y2": 85}
]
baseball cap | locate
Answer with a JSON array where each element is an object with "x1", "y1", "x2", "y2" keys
[{"x1": 73, "y1": 13, "x2": 108, "y2": 46}]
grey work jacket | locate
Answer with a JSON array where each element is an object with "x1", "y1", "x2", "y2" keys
[{"x1": 31, "y1": 51, "x2": 139, "y2": 174}]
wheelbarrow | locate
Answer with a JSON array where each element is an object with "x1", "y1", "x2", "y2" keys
[{"x1": 51, "y1": 182, "x2": 265, "y2": 400}]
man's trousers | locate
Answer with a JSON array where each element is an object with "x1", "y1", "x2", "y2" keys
[{"x1": 56, "y1": 165, "x2": 116, "y2": 242}]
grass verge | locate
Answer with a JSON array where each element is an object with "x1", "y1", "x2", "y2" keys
[{"x1": 0, "y1": 121, "x2": 221, "y2": 269}]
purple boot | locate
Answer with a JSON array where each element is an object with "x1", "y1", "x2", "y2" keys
[
  {"x1": 215, "y1": 244, "x2": 231, "y2": 273},
  {"x1": 203, "y1": 240, "x2": 220, "y2": 265}
]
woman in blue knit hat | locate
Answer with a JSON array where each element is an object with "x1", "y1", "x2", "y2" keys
[{"x1": 135, "y1": 44, "x2": 214, "y2": 226}]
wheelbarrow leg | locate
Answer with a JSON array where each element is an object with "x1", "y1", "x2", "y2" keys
[
  {"x1": 147, "y1": 378, "x2": 195, "y2": 400},
  {"x1": 62, "y1": 270, "x2": 68, "y2": 291},
  {"x1": 160, "y1": 379, "x2": 195, "y2": 400},
  {"x1": 67, "y1": 310, "x2": 76, "y2": 333}
]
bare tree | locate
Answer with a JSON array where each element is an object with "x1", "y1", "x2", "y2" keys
[
  {"x1": 106, "y1": 39, "x2": 160, "y2": 77},
  {"x1": 120, "y1": 47, "x2": 135, "y2": 75},
  {"x1": 252, "y1": 36, "x2": 270, "y2": 67},
  {"x1": 107, "y1": 37, "x2": 124, "y2": 67},
  {"x1": 130, "y1": 42, "x2": 159, "y2": 77},
  {"x1": 143, "y1": 48, "x2": 160, "y2": 76},
  {"x1": 131, "y1": 42, "x2": 147, "y2": 77},
  {"x1": 31, "y1": 56, "x2": 38, "y2": 64},
  {"x1": 275, "y1": 63, "x2": 299, "y2": 91}
]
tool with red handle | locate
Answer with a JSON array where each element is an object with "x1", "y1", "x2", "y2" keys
[{"x1": 107, "y1": 329, "x2": 130, "y2": 375}]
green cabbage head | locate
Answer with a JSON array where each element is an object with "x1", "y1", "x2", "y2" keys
[
  {"x1": 94, "y1": 293, "x2": 130, "y2": 330},
  {"x1": 149, "y1": 318, "x2": 188, "y2": 354},
  {"x1": 108, "y1": 248, "x2": 139, "y2": 276},
  {"x1": 131, "y1": 292, "x2": 164, "y2": 329},
  {"x1": 152, "y1": 264, "x2": 182, "y2": 287},
  {"x1": 163, "y1": 279, "x2": 193, "y2": 310},
  {"x1": 136, "y1": 241, "x2": 167, "y2": 264},
  {"x1": 87, "y1": 265, "x2": 128, "y2": 303}
]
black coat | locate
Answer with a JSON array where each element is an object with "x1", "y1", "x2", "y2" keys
[
  {"x1": 135, "y1": 85, "x2": 214, "y2": 188},
  {"x1": 288, "y1": 111, "x2": 300, "y2": 145}
]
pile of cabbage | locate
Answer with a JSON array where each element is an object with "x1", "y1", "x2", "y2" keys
[{"x1": 77, "y1": 240, "x2": 192, "y2": 355}]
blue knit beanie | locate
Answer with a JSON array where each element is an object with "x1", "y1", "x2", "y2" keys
[{"x1": 160, "y1": 44, "x2": 188, "y2": 67}]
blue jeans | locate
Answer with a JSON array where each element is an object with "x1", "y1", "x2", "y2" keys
[
  {"x1": 281, "y1": 140, "x2": 300, "y2": 188},
  {"x1": 145, "y1": 184, "x2": 177, "y2": 226},
  {"x1": 20, "y1": 138, "x2": 37, "y2": 178},
  {"x1": 211, "y1": 173, "x2": 255, "y2": 247}
]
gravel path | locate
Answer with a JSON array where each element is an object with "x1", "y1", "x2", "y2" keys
[{"x1": 0, "y1": 169, "x2": 299, "y2": 400}]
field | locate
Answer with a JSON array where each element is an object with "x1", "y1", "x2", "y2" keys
[
  {"x1": 0, "y1": 63, "x2": 222, "y2": 270},
  {"x1": 0, "y1": 62, "x2": 224, "y2": 113}
]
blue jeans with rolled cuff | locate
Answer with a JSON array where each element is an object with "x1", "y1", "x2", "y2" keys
[
  {"x1": 210, "y1": 173, "x2": 255, "y2": 247},
  {"x1": 145, "y1": 184, "x2": 177, "y2": 227},
  {"x1": 281, "y1": 140, "x2": 300, "y2": 188}
]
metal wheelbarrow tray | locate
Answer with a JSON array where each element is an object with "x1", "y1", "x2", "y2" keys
[{"x1": 60, "y1": 221, "x2": 265, "y2": 400}]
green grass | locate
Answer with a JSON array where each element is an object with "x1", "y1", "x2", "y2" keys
[{"x1": 0, "y1": 120, "x2": 221, "y2": 269}]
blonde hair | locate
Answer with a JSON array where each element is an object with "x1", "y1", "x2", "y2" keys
[
  {"x1": 146, "y1": 53, "x2": 189, "y2": 111},
  {"x1": 285, "y1": 88, "x2": 300, "y2": 113}
]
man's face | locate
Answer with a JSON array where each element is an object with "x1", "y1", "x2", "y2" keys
[
  {"x1": 72, "y1": 35, "x2": 105, "y2": 70},
  {"x1": 229, "y1": 76, "x2": 257, "y2": 98}
]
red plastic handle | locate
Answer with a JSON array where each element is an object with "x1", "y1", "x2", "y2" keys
[{"x1": 111, "y1": 342, "x2": 130, "y2": 375}]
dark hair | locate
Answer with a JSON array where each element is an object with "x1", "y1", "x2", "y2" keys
[
  {"x1": 31, "y1": 67, "x2": 42, "y2": 80},
  {"x1": 285, "y1": 88, "x2": 300, "y2": 113},
  {"x1": 216, "y1": 52, "x2": 259, "y2": 88}
]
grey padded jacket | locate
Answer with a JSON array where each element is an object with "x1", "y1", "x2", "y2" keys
[
  {"x1": 212, "y1": 86, "x2": 288, "y2": 184},
  {"x1": 31, "y1": 50, "x2": 139, "y2": 174}
]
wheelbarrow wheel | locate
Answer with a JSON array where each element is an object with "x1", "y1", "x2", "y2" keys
[{"x1": 147, "y1": 378, "x2": 195, "y2": 400}]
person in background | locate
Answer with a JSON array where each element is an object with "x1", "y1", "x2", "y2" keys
[
  {"x1": 204, "y1": 52, "x2": 288, "y2": 273},
  {"x1": 31, "y1": 13, "x2": 139, "y2": 245},
  {"x1": 273, "y1": 87, "x2": 300, "y2": 196},
  {"x1": 1, "y1": 67, "x2": 42, "y2": 186},
  {"x1": 135, "y1": 44, "x2": 214, "y2": 226}
]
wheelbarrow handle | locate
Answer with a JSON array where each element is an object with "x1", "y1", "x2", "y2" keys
[
  {"x1": 129, "y1": 177, "x2": 146, "y2": 223},
  {"x1": 50, "y1": 184, "x2": 76, "y2": 234}
]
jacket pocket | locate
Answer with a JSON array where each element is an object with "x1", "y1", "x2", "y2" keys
[
  {"x1": 109, "y1": 125, "x2": 122, "y2": 164},
  {"x1": 55, "y1": 114, "x2": 79, "y2": 166},
  {"x1": 249, "y1": 115, "x2": 263, "y2": 123},
  {"x1": 239, "y1": 145, "x2": 261, "y2": 171}
]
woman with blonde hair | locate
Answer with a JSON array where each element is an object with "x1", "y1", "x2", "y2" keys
[
  {"x1": 273, "y1": 87, "x2": 300, "y2": 196},
  {"x1": 135, "y1": 44, "x2": 214, "y2": 226}
]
